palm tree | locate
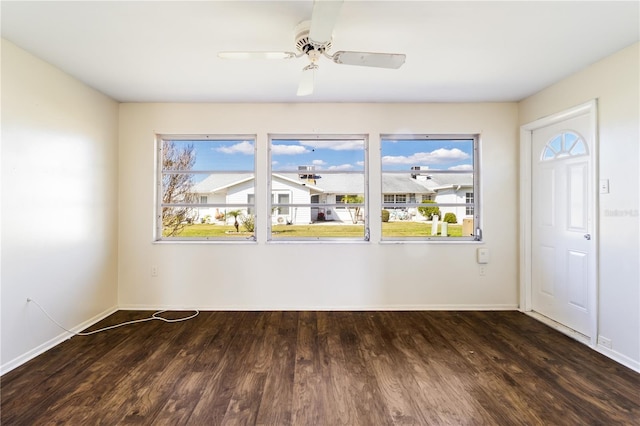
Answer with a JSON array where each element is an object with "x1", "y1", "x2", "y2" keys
[{"x1": 226, "y1": 209, "x2": 242, "y2": 232}]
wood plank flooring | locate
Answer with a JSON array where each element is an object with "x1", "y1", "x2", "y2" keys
[{"x1": 2, "y1": 311, "x2": 639, "y2": 425}]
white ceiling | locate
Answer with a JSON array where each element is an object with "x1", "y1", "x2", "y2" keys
[{"x1": 2, "y1": 1, "x2": 638, "y2": 103}]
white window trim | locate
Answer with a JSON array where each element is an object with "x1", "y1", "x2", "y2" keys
[
  {"x1": 267, "y1": 134, "x2": 370, "y2": 242},
  {"x1": 155, "y1": 134, "x2": 257, "y2": 243},
  {"x1": 379, "y1": 133, "x2": 482, "y2": 242}
]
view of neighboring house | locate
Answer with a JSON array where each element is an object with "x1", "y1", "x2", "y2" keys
[
  {"x1": 191, "y1": 166, "x2": 473, "y2": 225},
  {"x1": 414, "y1": 172, "x2": 475, "y2": 222}
]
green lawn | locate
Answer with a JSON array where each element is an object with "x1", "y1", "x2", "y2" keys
[
  {"x1": 166, "y1": 224, "x2": 247, "y2": 237},
  {"x1": 167, "y1": 221, "x2": 464, "y2": 238},
  {"x1": 272, "y1": 224, "x2": 365, "y2": 238},
  {"x1": 382, "y1": 221, "x2": 463, "y2": 237}
]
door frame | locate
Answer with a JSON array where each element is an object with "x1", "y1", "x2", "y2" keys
[{"x1": 519, "y1": 99, "x2": 599, "y2": 347}]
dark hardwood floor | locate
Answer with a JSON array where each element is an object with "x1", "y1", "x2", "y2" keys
[{"x1": 2, "y1": 311, "x2": 639, "y2": 425}]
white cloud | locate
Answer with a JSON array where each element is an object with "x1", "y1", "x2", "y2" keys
[
  {"x1": 382, "y1": 148, "x2": 470, "y2": 165},
  {"x1": 300, "y1": 140, "x2": 364, "y2": 151},
  {"x1": 327, "y1": 163, "x2": 355, "y2": 171},
  {"x1": 448, "y1": 164, "x2": 473, "y2": 171},
  {"x1": 271, "y1": 144, "x2": 310, "y2": 155},
  {"x1": 312, "y1": 159, "x2": 326, "y2": 166},
  {"x1": 216, "y1": 140, "x2": 254, "y2": 155}
]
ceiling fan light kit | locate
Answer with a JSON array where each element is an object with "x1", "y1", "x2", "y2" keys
[
  {"x1": 218, "y1": 0, "x2": 406, "y2": 96},
  {"x1": 297, "y1": 64, "x2": 317, "y2": 96}
]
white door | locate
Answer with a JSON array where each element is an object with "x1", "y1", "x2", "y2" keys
[{"x1": 530, "y1": 111, "x2": 595, "y2": 337}]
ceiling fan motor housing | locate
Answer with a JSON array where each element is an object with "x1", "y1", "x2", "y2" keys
[{"x1": 294, "y1": 20, "x2": 332, "y2": 59}]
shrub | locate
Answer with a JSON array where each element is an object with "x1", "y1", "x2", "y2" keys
[
  {"x1": 381, "y1": 209, "x2": 390, "y2": 222},
  {"x1": 443, "y1": 213, "x2": 457, "y2": 224},
  {"x1": 240, "y1": 214, "x2": 255, "y2": 233},
  {"x1": 417, "y1": 200, "x2": 440, "y2": 220}
]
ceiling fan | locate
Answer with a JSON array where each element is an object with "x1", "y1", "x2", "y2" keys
[{"x1": 218, "y1": 0, "x2": 406, "y2": 96}]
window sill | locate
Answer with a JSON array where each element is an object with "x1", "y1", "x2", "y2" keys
[
  {"x1": 153, "y1": 239, "x2": 257, "y2": 244},
  {"x1": 379, "y1": 239, "x2": 484, "y2": 245}
]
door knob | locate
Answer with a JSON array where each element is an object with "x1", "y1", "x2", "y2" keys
[{"x1": 584, "y1": 234, "x2": 591, "y2": 240}]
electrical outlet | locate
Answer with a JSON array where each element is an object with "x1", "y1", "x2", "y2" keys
[
  {"x1": 151, "y1": 266, "x2": 158, "y2": 277},
  {"x1": 479, "y1": 265, "x2": 486, "y2": 276}
]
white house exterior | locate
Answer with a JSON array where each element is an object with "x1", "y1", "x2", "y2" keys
[
  {"x1": 190, "y1": 169, "x2": 473, "y2": 225},
  {"x1": 416, "y1": 174, "x2": 474, "y2": 223},
  {"x1": 271, "y1": 174, "x2": 320, "y2": 224}
]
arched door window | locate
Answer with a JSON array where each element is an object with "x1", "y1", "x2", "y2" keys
[{"x1": 541, "y1": 131, "x2": 587, "y2": 161}]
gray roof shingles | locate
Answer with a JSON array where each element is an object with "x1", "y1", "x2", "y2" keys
[{"x1": 191, "y1": 172, "x2": 470, "y2": 194}]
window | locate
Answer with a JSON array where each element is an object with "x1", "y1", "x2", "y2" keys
[
  {"x1": 383, "y1": 194, "x2": 407, "y2": 207},
  {"x1": 247, "y1": 194, "x2": 255, "y2": 215},
  {"x1": 335, "y1": 194, "x2": 359, "y2": 209},
  {"x1": 276, "y1": 193, "x2": 290, "y2": 215},
  {"x1": 541, "y1": 131, "x2": 587, "y2": 161},
  {"x1": 156, "y1": 135, "x2": 256, "y2": 241},
  {"x1": 466, "y1": 192, "x2": 474, "y2": 216},
  {"x1": 269, "y1": 135, "x2": 368, "y2": 240},
  {"x1": 381, "y1": 135, "x2": 480, "y2": 241}
]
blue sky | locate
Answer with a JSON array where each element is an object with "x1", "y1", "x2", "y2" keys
[
  {"x1": 272, "y1": 139, "x2": 365, "y2": 171},
  {"x1": 381, "y1": 138, "x2": 473, "y2": 171},
  {"x1": 169, "y1": 140, "x2": 255, "y2": 171},
  {"x1": 168, "y1": 138, "x2": 473, "y2": 173}
]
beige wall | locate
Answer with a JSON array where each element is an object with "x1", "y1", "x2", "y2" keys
[
  {"x1": 1, "y1": 39, "x2": 120, "y2": 373},
  {"x1": 4, "y1": 35, "x2": 636, "y2": 374},
  {"x1": 118, "y1": 103, "x2": 519, "y2": 310},
  {"x1": 519, "y1": 42, "x2": 640, "y2": 369}
]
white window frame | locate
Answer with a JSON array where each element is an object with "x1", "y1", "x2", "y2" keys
[
  {"x1": 155, "y1": 134, "x2": 257, "y2": 242},
  {"x1": 380, "y1": 134, "x2": 481, "y2": 242},
  {"x1": 268, "y1": 134, "x2": 369, "y2": 242}
]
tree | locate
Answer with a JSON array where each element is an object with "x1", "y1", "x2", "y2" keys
[
  {"x1": 240, "y1": 214, "x2": 255, "y2": 233},
  {"x1": 226, "y1": 209, "x2": 242, "y2": 232},
  {"x1": 342, "y1": 195, "x2": 364, "y2": 224},
  {"x1": 417, "y1": 200, "x2": 440, "y2": 220},
  {"x1": 443, "y1": 212, "x2": 458, "y2": 224},
  {"x1": 162, "y1": 140, "x2": 197, "y2": 236}
]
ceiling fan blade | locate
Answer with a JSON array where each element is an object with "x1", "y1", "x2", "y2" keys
[
  {"x1": 218, "y1": 51, "x2": 296, "y2": 60},
  {"x1": 332, "y1": 51, "x2": 406, "y2": 69},
  {"x1": 309, "y1": 0, "x2": 344, "y2": 45},
  {"x1": 297, "y1": 65, "x2": 317, "y2": 96}
]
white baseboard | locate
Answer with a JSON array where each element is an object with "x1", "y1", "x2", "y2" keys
[
  {"x1": 596, "y1": 345, "x2": 640, "y2": 373},
  {"x1": 117, "y1": 303, "x2": 519, "y2": 311},
  {"x1": 1, "y1": 305, "x2": 118, "y2": 376},
  {"x1": 523, "y1": 311, "x2": 592, "y2": 345},
  {"x1": 522, "y1": 310, "x2": 640, "y2": 374}
]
